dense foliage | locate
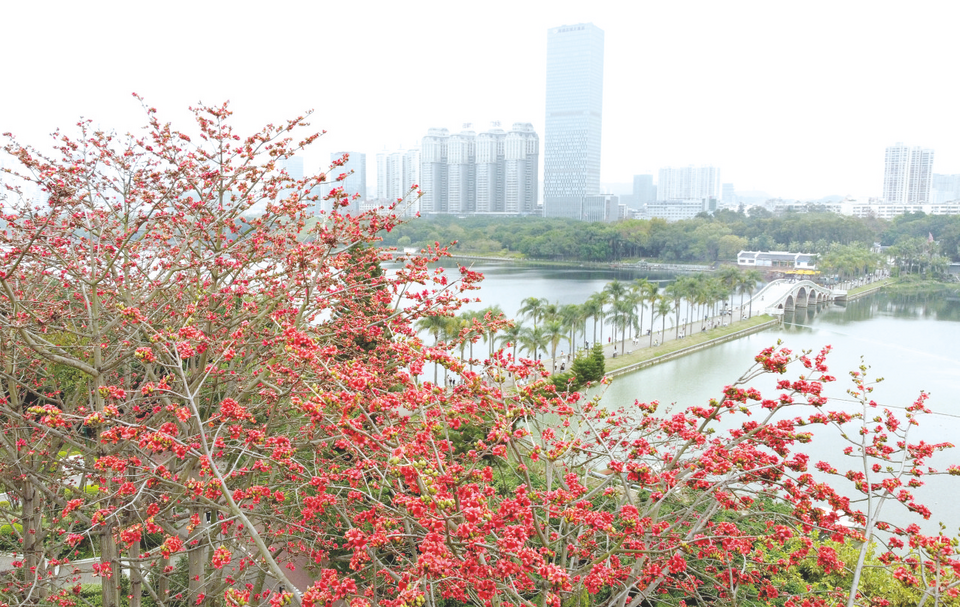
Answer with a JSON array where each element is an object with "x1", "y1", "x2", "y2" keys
[
  {"x1": 2, "y1": 102, "x2": 960, "y2": 607},
  {"x1": 379, "y1": 211, "x2": 960, "y2": 265}
]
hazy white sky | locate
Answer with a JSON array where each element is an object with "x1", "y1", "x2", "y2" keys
[{"x1": 3, "y1": 0, "x2": 958, "y2": 200}]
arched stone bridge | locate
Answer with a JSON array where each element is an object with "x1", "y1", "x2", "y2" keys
[{"x1": 750, "y1": 279, "x2": 840, "y2": 314}]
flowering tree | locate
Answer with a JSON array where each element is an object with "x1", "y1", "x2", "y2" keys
[{"x1": 1, "y1": 102, "x2": 959, "y2": 607}]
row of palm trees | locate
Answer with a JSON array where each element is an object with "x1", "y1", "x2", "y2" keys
[{"x1": 416, "y1": 267, "x2": 766, "y2": 383}]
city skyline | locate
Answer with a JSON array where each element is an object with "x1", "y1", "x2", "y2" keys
[{"x1": 3, "y1": 1, "x2": 959, "y2": 202}]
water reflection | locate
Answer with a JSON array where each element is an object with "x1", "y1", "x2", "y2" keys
[{"x1": 601, "y1": 289, "x2": 960, "y2": 535}]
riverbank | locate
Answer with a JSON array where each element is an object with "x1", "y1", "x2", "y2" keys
[
  {"x1": 603, "y1": 316, "x2": 778, "y2": 377},
  {"x1": 843, "y1": 277, "x2": 891, "y2": 301},
  {"x1": 448, "y1": 254, "x2": 714, "y2": 274},
  {"x1": 592, "y1": 276, "x2": 928, "y2": 380},
  {"x1": 540, "y1": 309, "x2": 776, "y2": 381}
]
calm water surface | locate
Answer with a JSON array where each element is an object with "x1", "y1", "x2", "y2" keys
[{"x1": 457, "y1": 262, "x2": 960, "y2": 534}]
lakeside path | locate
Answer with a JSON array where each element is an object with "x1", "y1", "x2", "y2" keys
[
  {"x1": 541, "y1": 313, "x2": 777, "y2": 380},
  {"x1": 543, "y1": 277, "x2": 894, "y2": 380},
  {"x1": 447, "y1": 254, "x2": 714, "y2": 274}
]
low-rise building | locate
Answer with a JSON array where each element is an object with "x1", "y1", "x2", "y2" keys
[{"x1": 737, "y1": 251, "x2": 817, "y2": 271}]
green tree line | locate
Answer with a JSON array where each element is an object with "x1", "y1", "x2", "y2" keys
[{"x1": 381, "y1": 209, "x2": 960, "y2": 264}]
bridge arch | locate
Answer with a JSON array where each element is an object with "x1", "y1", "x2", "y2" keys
[{"x1": 749, "y1": 279, "x2": 837, "y2": 315}]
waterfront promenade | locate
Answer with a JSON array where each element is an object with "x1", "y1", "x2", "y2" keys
[{"x1": 545, "y1": 277, "x2": 892, "y2": 380}]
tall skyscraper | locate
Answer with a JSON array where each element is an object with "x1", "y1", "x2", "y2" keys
[
  {"x1": 543, "y1": 23, "x2": 605, "y2": 219},
  {"x1": 883, "y1": 143, "x2": 934, "y2": 204},
  {"x1": 657, "y1": 166, "x2": 720, "y2": 201}
]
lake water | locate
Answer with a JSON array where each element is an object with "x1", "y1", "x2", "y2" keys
[{"x1": 451, "y1": 261, "x2": 960, "y2": 535}]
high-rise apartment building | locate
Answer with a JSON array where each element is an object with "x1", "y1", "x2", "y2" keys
[
  {"x1": 657, "y1": 166, "x2": 720, "y2": 201},
  {"x1": 420, "y1": 128, "x2": 449, "y2": 214},
  {"x1": 419, "y1": 123, "x2": 538, "y2": 216},
  {"x1": 447, "y1": 129, "x2": 476, "y2": 215},
  {"x1": 377, "y1": 148, "x2": 420, "y2": 204},
  {"x1": 883, "y1": 143, "x2": 934, "y2": 204},
  {"x1": 543, "y1": 23, "x2": 604, "y2": 219},
  {"x1": 475, "y1": 128, "x2": 504, "y2": 213},
  {"x1": 504, "y1": 123, "x2": 539, "y2": 214}
]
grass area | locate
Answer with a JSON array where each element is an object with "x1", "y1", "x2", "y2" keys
[
  {"x1": 604, "y1": 315, "x2": 775, "y2": 373},
  {"x1": 880, "y1": 275, "x2": 959, "y2": 296},
  {"x1": 845, "y1": 277, "x2": 892, "y2": 297}
]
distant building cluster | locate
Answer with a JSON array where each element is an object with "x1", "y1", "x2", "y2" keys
[
  {"x1": 419, "y1": 123, "x2": 540, "y2": 216},
  {"x1": 849, "y1": 201, "x2": 960, "y2": 219},
  {"x1": 376, "y1": 148, "x2": 419, "y2": 216}
]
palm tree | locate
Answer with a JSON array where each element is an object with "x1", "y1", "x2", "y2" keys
[
  {"x1": 663, "y1": 280, "x2": 685, "y2": 343},
  {"x1": 559, "y1": 303, "x2": 583, "y2": 355},
  {"x1": 707, "y1": 277, "x2": 727, "y2": 325},
  {"x1": 743, "y1": 269, "x2": 764, "y2": 319},
  {"x1": 655, "y1": 295, "x2": 673, "y2": 342},
  {"x1": 690, "y1": 274, "x2": 712, "y2": 331},
  {"x1": 543, "y1": 319, "x2": 568, "y2": 369},
  {"x1": 518, "y1": 297, "x2": 547, "y2": 330},
  {"x1": 496, "y1": 322, "x2": 523, "y2": 360},
  {"x1": 604, "y1": 280, "x2": 628, "y2": 304},
  {"x1": 648, "y1": 295, "x2": 664, "y2": 346},
  {"x1": 736, "y1": 270, "x2": 755, "y2": 320},
  {"x1": 603, "y1": 280, "x2": 628, "y2": 346},
  {"x1": 479, "y1": 305, "x2": 505, "y2": 356},
  {"x1": 540, "y1": 301, "x2": 559, "y2": 324},
  {"x1": 611, "y1": 298, "x2": 634, "y2": 354},
  {"x1": 635, "y1": 279, "x2": 659, "y2": 339},
  {"x1": 454, "y1": 311, "x2": 477, "y2": 365},
  {"x1": 582, "y1": 295, "x2": 604, "y2": 347},
  {"x1": 623, "y1": 290, "x2": 642, "y2": 341},
  {"x1": 519, "y1": 325, "x2": 548, "y2": 361},
  {"x1": 416, "y1": 314, "x2": 453, "y2": 385},
  {"x1": 587, "y1": 290, "x2": 610, "y2": 345},
  {"x1": 718, "y1": 266, "x2": 741, "y2": 313},
  {"x1": 631, "y1": 278, "x2": 651, "y2": 335}
]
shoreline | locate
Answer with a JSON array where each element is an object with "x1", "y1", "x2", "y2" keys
[
  {"x1": 596, "y1": 276, "x2": 935, "y2": 381},
  {"x1": 604, "y1": 318, "x2": 779, "y2": 378},
  {"x1": 596, "y1": 278, "x2": 898, "y2": 381},
  {"x1": 447, "y1": 254, "x2": 714, "y2": 274}
]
